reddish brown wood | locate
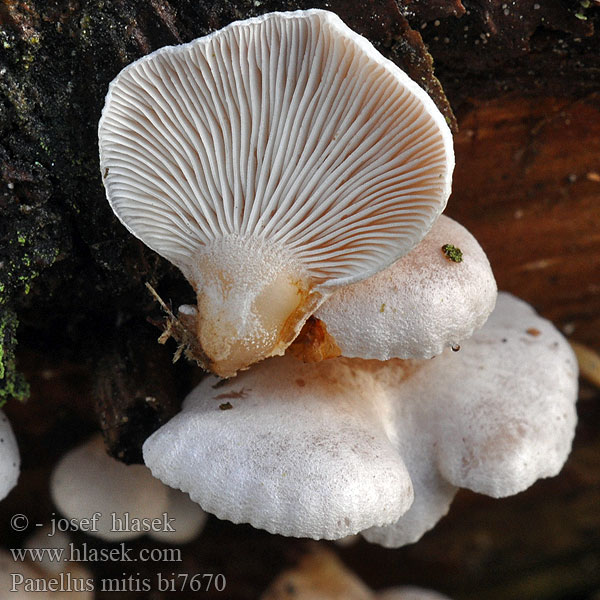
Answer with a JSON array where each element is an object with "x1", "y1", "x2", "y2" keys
[{"x1": 449, "y1": 95, "x2": 600, "y2": 353}]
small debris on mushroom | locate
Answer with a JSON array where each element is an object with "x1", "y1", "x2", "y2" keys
[{"x1": 441, "y1": 243, "x2": 463, "y2": 262}]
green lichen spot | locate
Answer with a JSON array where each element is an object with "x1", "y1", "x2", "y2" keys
[
  {"x1": 0, "y1": 309, "x2": 30, "y2": 406},
  {"x1": 379, "y1": 303, "x2": 386, "y2": 313},
  {"x1": 442, "y1": 244, "x2": 463, "y2": 263}
]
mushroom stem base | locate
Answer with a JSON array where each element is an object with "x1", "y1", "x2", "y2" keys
[{"x1": 188, "y1": 236, "x2": 322, "y2": 377}]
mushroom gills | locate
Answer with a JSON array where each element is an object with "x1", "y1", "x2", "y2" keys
[{"x1": 99, "y1": 10, "x2": 455, "y2": 377}]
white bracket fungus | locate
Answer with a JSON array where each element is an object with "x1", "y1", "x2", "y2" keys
[
  {"x1": 0, "y1": 409, "x2": 20, "y2": 502},
  {"x1": 143, "y1": 293, "x2": 578, "y2": 547},
  {"x1": 50, "y1": 435, "x2": 206, "y2": 543},
  {"x1": 99, "y1": 9, "x2": 454, "y2": 377},
  {"x1": 146, "y1": 359, "x2": 415, "y2": 540},
  {"x1": 313, "y1": 215, "x2": 497, "y2": 360}
]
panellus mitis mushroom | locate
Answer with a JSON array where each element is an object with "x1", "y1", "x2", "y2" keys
[
  {"x1": 143, "y1": 293, "x2": 578, "y2": 546},
  {"x1": 0, "y1": 409, "x2": 20, "y2": 501},
  {"x1": 99, "y1": 9, "x2": 453, "y2": 377},
  {"x1": 50, "y1": 435, "x2": 206, "y2": 543},
  {"x1": 309, "y1": 214, "x2": 496, "y2": 361}
]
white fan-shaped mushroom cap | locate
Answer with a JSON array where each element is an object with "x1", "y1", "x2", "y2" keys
[
  {"x1": 50, "y1": 435, "x2": 169, "y2": 542},
  {"x1": 144, "y1": 293, "x2": 577, "y2": 547},
  {"x1": 0, "y1": 410, "x2": 20, "y2": 501},
  {"x1": 314, "y1": 215, "x2": 497, "y2": 360},
  {"x1": 143, "y1": 356, "x2": 414, "y2": 540},
  {"x1": 364, "y1": 292, "x2": 578, "y2": 547},
  {"x1": 430, "y1": 292, "x2": 579, "y2": 498},
  {"x1": 99, "y1": 9, "x2": 453, "y2": 377}
]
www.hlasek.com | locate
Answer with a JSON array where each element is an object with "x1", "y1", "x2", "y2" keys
[{"x1": 7, "y1": 512, "x2": 226, "y2": 593}]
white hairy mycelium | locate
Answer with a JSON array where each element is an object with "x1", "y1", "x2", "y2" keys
[
  {"x1": 99, "y1": 9, "x2": 453, "y2": 377},
  {"x1": 0, "y1": 410, "x2": 20, "y2": 502},
  {"x1": 50, "y1": 434, "x2": 206, "y2": 543},
  {"x1": 143, "y1": 293, "x2": 578, "y2": 546}
]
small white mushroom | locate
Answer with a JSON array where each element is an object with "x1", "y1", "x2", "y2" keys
[
  {"x1": 261, "y1": 547, "x2": 452, "y2": 600},
  {"x1": 144, "y1": 293, "x2": 577, "y2": 547},
  {"x1": 0, "y1": 409, "x2": 20, "y2": 501},
  {"x1": 143, "y1": 357, "x2": 414, "y2": 540},
  {"x1": 364, "y1": 292, "x2": 578, "y2": 547},
  {"x1": 431, "y1": 292, "x2": 579, "y2": 498},
  {"x1": 50, "y1": 434, "x2": 206, "y2": 543},
  {"x1": 313, "y1": 215, "x2": 497, "y2": 360},
  {"x1": 0, "y1": 529, "x2": 93, "y2": 599},
  {"x1": 99, "y1": 9, "x2": 454, "y2": 377}
]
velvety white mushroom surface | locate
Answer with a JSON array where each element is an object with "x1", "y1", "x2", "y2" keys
[
  {"x1": 99, "y1": 9, "x2": 454, "y2": 377},
  {"x1": 315, "y1": 215, "x2": 497, "y2": 360},
  {"x1": 50, "y1": 435, "x2": 206, "y2": 543},
  {"x1": 143, "y1": 292, "x2": 578, "y2": 546},
  {"x1": 0, "y1": 410, "x2": 20, "y2": 501},
  {"x1": 144, "y1": 358, "x2": 414, "y2": 539}
]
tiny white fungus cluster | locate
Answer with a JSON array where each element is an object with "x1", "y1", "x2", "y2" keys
[
  {"x1": 50, "y1": 435, "x2": 206, "y2": 544},
  {"x1": 143, "y1": 293, "x2": 577, "y2": 545},
  {"x1": 0, "y1": 410, "x2": 20, "y2": 502},
  {"x1": 98, "y1": 9, "x2": 579, "y2": 547}
]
